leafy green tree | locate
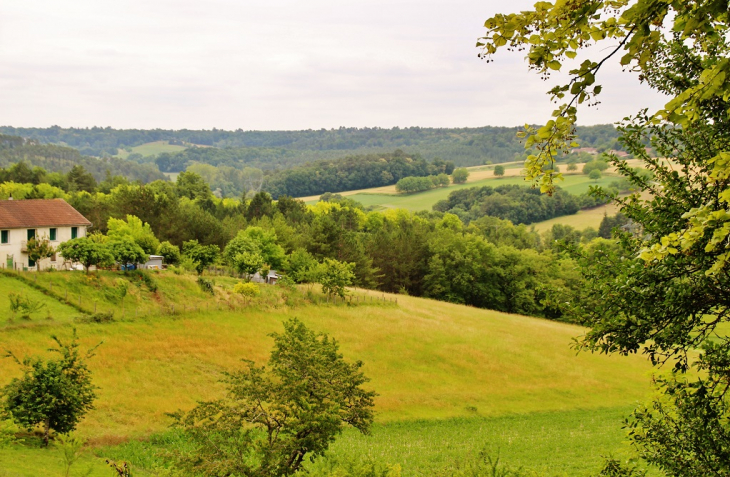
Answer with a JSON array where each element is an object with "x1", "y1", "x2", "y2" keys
[
  {"x1": 65, "y1": 165, "x2": 97, "y2": 193},
  {"x1": 478, "y1": 0, "x2": 730, "y2": 198},
  {"x1": 224, "y1": 227, "x2": 286, "y2": 270},
  {"x1": 57, "y1": 237, "x2": 114, "y2": 274},
  {"x1": 583, "y1": 160, "x2": 609, "y2": 175},
  {"x1": 107, "y1": 215, "x2": 160, "y2": 255},
  {"x1": 156, "y1": 241, "x2": 181, "y2": 265},
  {"x1": 451, "y1": 168, "x2": 469, "y2": 184},
  {"x1": 566, "y1": 161, "x2": 578, "y2": 172},
  {"x1": 588, "y1": 169, "x2": 602, "y2": 181},
  {"x1": 1, "y1": 330, "x2": 99, "y2": 446},
  {"x1": 558, "y1": 35, "x2": 730, "y2": 472},
  {"x1": 233, "y1": 251, "x2": 265, "y2": 281},
  {"x1": 176, "y1": 171, "x2": 212, "y2": 200},
  {"x1": 493, "y1": 165, "x2": 505, "y2": 177},
  {"x1": 182, "y1": 240, "x2": 220, "y2": 275},
  {"x1": 285, "y1": 249, "x2": 319, "y2": 284},
  {"x1": 172, "y1": 319, "x2": 376, "y2": 476},
  {"x1": 245, "y1": 191, "x2": 275, "y2": 221},
  {"x1": 107, "y1": 239, "x2": 148, "y2": 268},
  {"x1": 319, "y1": 258, "x2": 356, "y2": 298},
  {"x1": 25, "y1": 235, "x2": 55, "y2": 270}
]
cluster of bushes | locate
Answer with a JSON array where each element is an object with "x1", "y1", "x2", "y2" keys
[{"x1": 395, "y1": 174, "x2": 450, "y2": 193}]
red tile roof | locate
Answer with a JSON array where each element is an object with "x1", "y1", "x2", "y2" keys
[{"x1": 0, "y1": 199, "x2": 92, "y2": 229}]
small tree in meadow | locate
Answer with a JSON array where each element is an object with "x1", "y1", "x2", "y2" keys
[
  {"x1": 172, "y1": 319, "x2": 375, "y2": 476},
  {"x1": 233, "y1": 282, "x2": 260, "y2": 304},
  {"x1": 319, "y1": 259, "x2": 356, "y2": 298},
  {"x1": 493, "y1": 165, "x2": 505, "y2": 177},
  {"x1": 1, "y1": 330, "x2": 99, "y2": 446},
  {"x1": 589, "y1": 169, "x2": 602, "y2": 181},
  {"x1": 567, "y1": 161, "x2": 578, "y2": 172},
  {"x1": 451, "y1": 168, "x2": 470, "y2": 184}
]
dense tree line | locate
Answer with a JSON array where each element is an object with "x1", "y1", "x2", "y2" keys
[
  {"x1": 433, "y1": 184, "x2": 607, "y2": 225},
  {"x1": 263, "y1": 151, "x2": 454, "y2": 198},
  {"x1": 0, "y1": 125, "x2": 625, "y2": 167},
  {"x1": 0, "y1": 134, "x2": 165, "y2": 184}
]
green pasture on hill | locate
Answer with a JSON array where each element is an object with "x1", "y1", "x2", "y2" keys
[
  {"x1": 115, "y1": 141, "x2": 187, "y2": 159},
  {"x1": 337, "y1": 173, "x2": 617, "y2": 212},
  {"x1": 0, "y1": 271, "x2": 655, "y2": 476}
]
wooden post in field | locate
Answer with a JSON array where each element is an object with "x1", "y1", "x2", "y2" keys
[
  {"x1": 65, "y1": 289, "x2": 68, "y2": 300},
  {"x1": 94, "y1": 302, "x2": 97, "y2": 313}
]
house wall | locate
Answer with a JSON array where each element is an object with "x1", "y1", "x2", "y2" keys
[{"x1": 0, "y1": 225, "x2": 87, "y2": 271}]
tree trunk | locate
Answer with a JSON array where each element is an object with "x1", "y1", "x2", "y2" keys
[{"x1": 43, "y1": 418, "x2": 51, "y2": 446}]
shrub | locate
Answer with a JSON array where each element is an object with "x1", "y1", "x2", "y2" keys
[
  {"x1": 8, "y1": 292, "x2": 45, "y2": 320},
  {"x1": 77, "y1": 311, "x2": 115, "y2": 324},
  {"x1": 493, "y1": 165, "x2": 505, "y2": 177},
  {"x1": 1, "y1": 330, "x2": 99, "y2": 446},
  {"x1": 197, "y1": 276, "x2": 215, "y2": 295},
  {"x1": 233, "y1": 281, "x2": 260, "y2": 302}
]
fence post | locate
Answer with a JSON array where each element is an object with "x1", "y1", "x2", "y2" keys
[{"x1": 94, "y1": 302, "x2": 97, "y2": 313}]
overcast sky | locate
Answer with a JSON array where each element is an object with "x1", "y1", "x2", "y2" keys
[{"x1": 0, "y1": 0, "x2": 668, "y2": 131}]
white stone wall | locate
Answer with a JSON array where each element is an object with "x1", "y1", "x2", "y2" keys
[{"x1": 0, "y1": 225, "x2": 87, "y2": 271}]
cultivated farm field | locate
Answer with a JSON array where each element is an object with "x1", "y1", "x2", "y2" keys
[{"x1": 0, "y1": 271, "x2": 655, "y2": 476}]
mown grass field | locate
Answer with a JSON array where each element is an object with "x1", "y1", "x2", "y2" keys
[{"x1": 0, "y1": 271, "x2": 655, "y2": 476}]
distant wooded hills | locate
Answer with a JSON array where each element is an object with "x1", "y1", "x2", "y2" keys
[{"x1": 0, "y1": 124, "x2": 624, "y2": 168}]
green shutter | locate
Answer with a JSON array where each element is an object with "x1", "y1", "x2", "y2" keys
[
  {"x1": 27, "y1": 229, "x2": 35, "y2": 240},
  {"x1": 50, "y1": 228, "x2": 57, "y2": 241},
  {"x1": 1, "y1": 230, "x2": 7, "y2": 244},
  {"x1": 71, "y1": 227, "x2": 78, "y2": 239}
]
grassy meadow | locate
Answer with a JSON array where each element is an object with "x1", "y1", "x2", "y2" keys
[{"x1": 0, "y1": 271, "x2": 655, "y2": 476}]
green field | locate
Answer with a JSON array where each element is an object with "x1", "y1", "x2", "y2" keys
[
  {"x1": 334, "y1": 174, "x2": 618, "y2": 212},
  {"x1": 115, "y1": 141, "x2": 187, "y2": 159},
  {"x1": 0, "y1": 271, "x2": 654, "y2": 476}
]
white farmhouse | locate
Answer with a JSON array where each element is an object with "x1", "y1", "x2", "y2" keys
[{"x1": 0, "y1": 198, "x2": 92, "y2": 271}]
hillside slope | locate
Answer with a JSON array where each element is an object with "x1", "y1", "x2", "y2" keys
[{"x1": 0, "y1": 271, "x2": 652, "y2": 443}]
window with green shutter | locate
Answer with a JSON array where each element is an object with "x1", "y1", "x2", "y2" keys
[
  {"x1": 1, "y1": 230, "x2": 7, "y2": 244},
  {"x1": 50, "y1": 228, "x2": 57, "y2": 241},
  {"x1": 71, "y1": 227, "x2": 78, "y2": 239}
]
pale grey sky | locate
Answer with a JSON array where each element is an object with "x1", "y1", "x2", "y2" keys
[{"x1": 0, "y1": 0, "x2": 667, "y2": 130}]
